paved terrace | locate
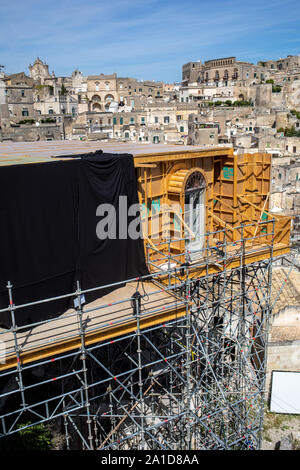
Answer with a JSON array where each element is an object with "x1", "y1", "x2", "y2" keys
[{"x1": 0, "y1": 140, "x2": 232, "y2": 166}]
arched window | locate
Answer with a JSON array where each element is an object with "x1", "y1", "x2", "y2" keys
[
  {"x1": 92, "y1": 95, "x2": 101, "y2": 102},
  {"x1": 104, "y1": 94, "x2": 114, "y2": 103},
  {"x1": 233, "y1": 68, "x2": 238, "y2": 80},
  {"x1": 104, "y1": 94, "x2": 114, "y2": 110},
  {"x1": 92, "y1": 103, "x2": 101, "y2": 111}
]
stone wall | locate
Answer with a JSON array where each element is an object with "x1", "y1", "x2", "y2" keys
[
  {"x1": 266, "y1": 340, "x2": 300, "y2": 393},
  {"x1": 1, "y1": 124, "x2": 62, "y2": 142}
]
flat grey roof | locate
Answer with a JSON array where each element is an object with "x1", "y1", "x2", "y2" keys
[{"x1": 0, "y1": 139, "x2": 231, "y2": 166}]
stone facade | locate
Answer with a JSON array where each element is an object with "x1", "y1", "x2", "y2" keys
[
  {"x1": 0, "y1": 73, "x2": 35, "y2": 124},
  {"x1": 182, "y1": 56, "x2": 267, "y2": 86},
  {"x1": 265, "y1": 266, "x2": 300, "y2": 392}
]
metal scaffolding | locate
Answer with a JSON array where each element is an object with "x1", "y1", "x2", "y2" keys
[{"x1": 0, "y1": 220, "x2": 284, "y2": 450}]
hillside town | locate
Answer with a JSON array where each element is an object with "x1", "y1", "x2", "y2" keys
[
  {"x1": 0, "y1": 50, "x2": 300, "y2": 451},
  {"x1": 1, "y1": 54, "x2": 300, "y2": 244}
]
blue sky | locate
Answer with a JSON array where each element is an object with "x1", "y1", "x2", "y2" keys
[{"x1": 0, "y1": 0, "x2": 300, "y2": 82}]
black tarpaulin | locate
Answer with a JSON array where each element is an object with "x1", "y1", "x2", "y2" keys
[
  {"x1": 78, "y1": 153, "x2": 148, "y2": 302},
  {"x1": 0, "y1": 152, "x2": 148, "y2": 328}
]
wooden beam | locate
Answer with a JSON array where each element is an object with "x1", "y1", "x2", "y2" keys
[
  {"x1": 238, "y1": 196, "x2": 279, "y2": 221},
  {"x1": 135, "y1": 163, "x2": 157, "y2": 168},
  {"x1": 208, "y1": 210, "x2": 235, "y2": 232},
  {"x1": 133, "y1": 149, "x2": 231, "y2": 165},
  {"x1": 253, "y1": 193, "x2": 270, "y2": 239}
]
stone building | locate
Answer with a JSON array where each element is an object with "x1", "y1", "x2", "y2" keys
[
  {"x1": 87, "y1": 74, "x2": 119, "y2": 112},
  {"x1": 0, "y1": 73, "x2": 35, "y2": 124},
  {"x1": 188, "y1": 114, "x2": 219, "y2": 146},
  {"x1": 34, "y1": 88, "x2": 78, "y2": 118},
  {"x1": 266, "y1": 265, "x2": 300, "y2": 392},
  {"x1": 71, "y1": 70, "x2": 87, "y2": 95},
  {"x1": 260, "y1": 54, "x2": 300, "y2": 73},
  {"x1": 182, "y1": 56, "x2": 266, "y2": 86},
  {"x1": 29, "y1": 58, "x2": 52, "y2": 83}
]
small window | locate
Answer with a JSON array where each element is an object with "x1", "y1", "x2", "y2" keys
[
  {"x1": 180, "y1": 126, "x2": 184, "y2": 133},
  {"x1": 130, "y1": 117, "x2": 135, "y2": 124},
  {"x1": 22, "y1": 108, "x2": 29, "y2": 116},
  {"x1": 49, "y1": 109, "x2": 53, "y2": 115},
  {"x1": 293, "y1": 146, "x2": 296, "y2": 153},
  {"x1": 120, "y1": 117, "x2": 123, "y2": 125},
  {"x1": 141, "y1": 117, "x2": 145, "y2": 123},
  {"x1": 113, "y1": 117, "x2": 117, "y2": 125},
  {"x1": 21, "y1": 89, "x2": 25, "y2": 97},
  {"x1": 164, "y1": 116, "x2": 170, "y2": 124},
  {"x1": 154, "y1": 116, "x2": 159, "y2": 123}
]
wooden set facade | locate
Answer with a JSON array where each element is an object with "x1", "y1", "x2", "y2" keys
[{"x1": 134, "y1": 147, "x2": 291, "y2": 267}]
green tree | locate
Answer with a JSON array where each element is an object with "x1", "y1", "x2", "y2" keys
[
  {"x1": 16, "y1": 422, "x2": 52, "y2": 450},
  {"x1": 233, "y1": 99, "x2": 252, "y2": 107},
  {"x1": 60, "y1": 84, "x2": 67, "y2": 95},
  {"x1": 272, "y1": 85, "x2": 282, "y2": 93},
  {"x1": 0, "y1": 422, "x2": 52, "y2": 450},
  {"x1": 290, "y1": 109, "x2": 300, "y2": 119}
]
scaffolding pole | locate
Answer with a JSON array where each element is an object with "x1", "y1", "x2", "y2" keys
[{"x1": 0, "y1": 222, "x2": 283, "y2": 450}]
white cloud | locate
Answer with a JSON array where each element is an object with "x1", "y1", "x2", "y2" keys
[{"x1": 0, "y1": 0, "x2": 300, "y2": 81}]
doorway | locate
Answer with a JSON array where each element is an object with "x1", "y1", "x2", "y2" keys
[{"x1": 184, "y1": 171, "x2": 206, "y2": 258}]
